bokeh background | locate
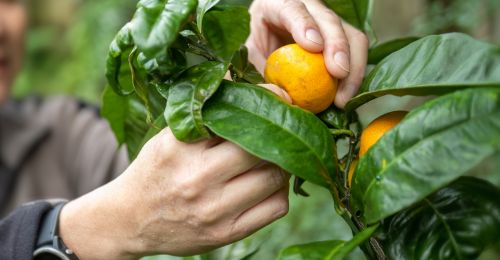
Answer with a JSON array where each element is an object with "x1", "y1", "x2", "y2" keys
[{"x1": 12, "y1": 0, "x2": 500, "y2": 259}]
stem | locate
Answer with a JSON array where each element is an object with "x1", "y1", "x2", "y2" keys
[{"x1": 330, "y1": 129, "x2": 355, "y2": 138}]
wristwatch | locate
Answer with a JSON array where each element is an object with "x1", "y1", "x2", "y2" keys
[{"x1": 33, "y1": 201, "x2": 79, "y2": 260}]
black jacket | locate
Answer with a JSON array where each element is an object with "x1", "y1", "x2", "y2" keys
[{"x1": 0, "y1": 201, "x2": 52, "y2": 259}]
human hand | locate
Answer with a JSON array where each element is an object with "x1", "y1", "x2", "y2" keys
[
  {"x1": 246, "y1": 0, "x2": 369, "y2": 108},
  {"x1": 58, "y1": 128, "x2": 289, "y2": 259}
]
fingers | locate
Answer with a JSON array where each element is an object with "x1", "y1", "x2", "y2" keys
[
  {"x1": 262, "y1": 0, "x2": 324, "y2": 53},
  {"x1": 258, "y1": 83, "x2": 292, "y2": 103},
  {"x1": 205, "y1": 141, "x2": 262, "y2": 181},
  {"x1": 222, "y1": 164, "x2": 289, "y2": 213},
  {"x1": 304, "y1": 0, "x2": 351, "y2": 79},
  {"x1": 230, "y1": 186, "x2": 289, "y2": 241},
  {"x1": 334, "y1": 22, "x2": 369, "y2": 108}
]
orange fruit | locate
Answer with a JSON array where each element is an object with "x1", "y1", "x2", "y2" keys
[
  {"x1": 348, "y1": 159, "x2": 358, "y2": 187},
  {"x1": 348, "y1": 111, "x2": 407, "y2": 187},
  {"x1": 264, "y1": 44, "x2": 338, "y2": 113},
  {"x1": 359, "y1": 111, "x2": 408, "y2": 157}
]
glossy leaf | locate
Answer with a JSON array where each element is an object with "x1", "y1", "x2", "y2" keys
[
  {"x1": 203, "y1": 81, "x2": 336, "y2": 188},
  {"x1": 351, "y1": 87, "x2": 500, "y2": 224},
  {"x1": 202, "y1": 5, "x2": 250, "y2": 61},
  {"x1": 368, "y1": 37, "x2": 419, "y2": 64},
  {"x1": 130, "y1": 0, "x2": 197, "y2": 57},
  {"x1": 165, "y1": 61, "x2": 228, "y2": 142},
  {"x1": 277, "y1": 224, "x2": 378, "y2": 260},
  {"x1": 105, "y1": 23, "x2": 135, "y2": 96},
  {"x1": 196, "y1": 0, "x2": 220, "y2": 33},
  {"x1": 230, "y1": 46, "x2": 265, "y2": 84},
  {"x1": 318, "y1": 105, "x2": 349, "y2": 129},
  {"x1": 346, "y1": 33, "x2": 500, "y2": 111},
  {"x1": 102, "y1": 81, "x2": 165, "y2": 159},
  {"x1": 323, "y1": 0, "x2": 370, "y2": 31},
  {"x1": 379, "y1": 177, "x2": 500, "y2": 260}
]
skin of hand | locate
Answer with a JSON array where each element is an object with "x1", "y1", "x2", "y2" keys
[
  {"x1": 246, "y1": 0, "x2": 369, "y2": 108},
  {"x1": 59, "y1": 124, "x2": 291, "y2": 259},
  {"x1": 0, "y1": 0, "x2": 26, "y2": 104}
]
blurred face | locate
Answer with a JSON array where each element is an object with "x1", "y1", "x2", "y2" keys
[{"x1": 0, "y1": 0, "x2": 26, "y2": 103}]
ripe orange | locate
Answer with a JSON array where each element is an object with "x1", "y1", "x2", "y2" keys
[
  {"x1": 264, "y1": 44, "x2": 338, "y2": 113},
  {"x1": 349, "y1": 111, "x2": 407, "y2": 186},
  {"x1": 348, "y1": 159, "x2": 358, "y2": 187},
  {"x1": 359, "y1": 111, "x2": 407, "y2": 157}
]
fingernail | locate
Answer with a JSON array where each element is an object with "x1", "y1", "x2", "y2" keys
[
  {"x1": 305, "y1": 29, "x2": 323, "y2": 45},
  {"x1": 334, "y1": 52, "x2": 350, "y2": 72}
]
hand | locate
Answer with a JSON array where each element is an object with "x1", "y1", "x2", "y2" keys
[
  {"x1": 246, "y1": 0, "x2": 369, "y2": 108},
  {"x1": 59, "y1": 129, "x2": 289, "y2": 259}
]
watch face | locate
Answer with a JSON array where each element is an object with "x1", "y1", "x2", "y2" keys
[{"x1": 34, "y1": 247, "x2": 71, "y2": 260}]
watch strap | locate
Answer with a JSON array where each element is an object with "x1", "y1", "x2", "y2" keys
[{"x1": 34, "y1": 201, "x2": 79, "y2": 260}]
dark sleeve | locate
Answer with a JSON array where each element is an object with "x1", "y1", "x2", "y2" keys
[{"x1": 0, "y1": 201, "x2": 52, "y2": 260}]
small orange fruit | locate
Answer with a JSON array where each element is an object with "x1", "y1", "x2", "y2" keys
[
  {"x1": 348, "y1": 159, "x2": 358, "y2": 187},
  {"x1": 264, "y1": 44, "x2": 338, "y2": 113},
  {"x1": 349, "y1": 111, "x2": 407, "y2": 187},
  {"x1": 359, "y1": 111, "x2": 408, "y2": 157}
]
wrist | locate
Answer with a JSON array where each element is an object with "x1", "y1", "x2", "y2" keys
[{"x1": 58, "y1": 178, "x2": 144, "y2": 260}]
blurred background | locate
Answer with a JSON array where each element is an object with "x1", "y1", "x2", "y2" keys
[{"x1": 12, "y1": 0, "x2": 500, "y2": 259}]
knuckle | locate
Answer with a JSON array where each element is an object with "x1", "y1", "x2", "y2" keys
[
  {"x1": 352, "y1": 30, "x2": 369, "y2": 46},
  {"x1": 322, "y1": 9, "x2": 341, "y2": 23},
  {"x1": 198, "y1": 203, "x2": 219, "y2": 224},
  {"x1": 176, "y1": 176, "x2": 203, "y2": 200},
  {"x1": 279, "y1": 1, "x2": 311, "y2": 27},
  {"x1": 329, "y1": 39, "x2": 350, "y2": 52},
  {"x1": 268, "y1": 167, "x2": 287, "y2": 189},
  {"x1": 274, "y1": 197, "x2": 290, "y2": 218}
]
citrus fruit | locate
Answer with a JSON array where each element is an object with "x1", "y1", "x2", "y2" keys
[
  {"x1": 359, "y1": 111, "x2": 408, "y2": 157},
  {"x1": 264, "y1": 43, "x2": 338, "y2": 113},
  {"x1": 349, "y1": 111, "x2": 407, "y2": 186},
  {"x1": 348, "y1": 159, "x2": 358, "y2": 187}
]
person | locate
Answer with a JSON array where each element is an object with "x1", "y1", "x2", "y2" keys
[{"x1": 0, "y1": 0, "x2": 368, "y2": 259}]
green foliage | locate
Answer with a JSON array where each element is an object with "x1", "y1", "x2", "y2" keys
[
  {"x1": 367, "y1": 37, "x2": 419, "y2": 64},
  {"x1": 131, "y1": 0, "x2": 197, "y2": 58},
  {"x1": 101, "y1": 0, "x2": 500, "y2": 259},
  {"x1": 379, "y1": 177, "x2": 500, "y2": 259},
  {"x1": 165, "y1": 61, "x2": 228, "y2": 142},
  {"x1": 346, "y1": 33, "x2": 500, "y2": 112},
  {"x1": 14, "y1": 0, "x2": 137, "y2": 102},
  {"x1": 277, "y1": 225, "x2": 378, "y2": 260},
  {"x1": 322, "y1": 0, "x2": 371, "y2": 32},
  {"x1": 351, "y1": 87, "x2": 500, "y2": 223},
  {"x1": 203, "y1": 81, "x2": 337, "y2": 188},
  {"x1": 202, "y1": 5, "x2": 250, "y2": 61}
]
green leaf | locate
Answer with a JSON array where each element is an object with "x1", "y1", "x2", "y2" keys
[
  {"x1": 202, "y1": 5, "x2": 250, "y2": 61},
  {"x1": 203, "y1": 81, "x2": 336, "y2": 188},
  {"x1": 230, "y1": 46, "x2": 265, "y2": 84},
  {"x1": 165, "y1": 61, "x2": 228, "y2": 142},
  {"x1": 318, "y1": 105, "x2": 349, "y2": 129},
  {"x1": 130, "y1": 0, "x2": 197, "y2": 57},
  {"x1": 105, "y1": 23, "x2": 135, "y2": 96},
  {"x1": 277, "y1": 224, "x2": 378, "y2": 260},
  {"x1": 379, "y1": 177, "x2": 500, "y2": 260},
  {"x1": 196, "y1": 0, "x2": 221, "y2": 33},
  {"x1": 350, "y1": 87, "x2": 500, "y2": 224},
  {"x1": 323, "y1": 0, "x2": 370, "y2": 32},
  {"x1": 346, "y1": 33, "x2": 500, "y2": 111},
  {"x1": 102, "y1": 83, "x2": 165, "y2": 160},
  {"x1": 367, "y1": 37, "x2": 419, "y2": 64}
]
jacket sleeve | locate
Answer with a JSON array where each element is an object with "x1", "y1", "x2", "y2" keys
[
  {"x1": 0, "y1": 201, "x2": 52, "y2": 260},
  {"x1": 48, "y1": 97, "x2": 130, "y2": 196}
]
